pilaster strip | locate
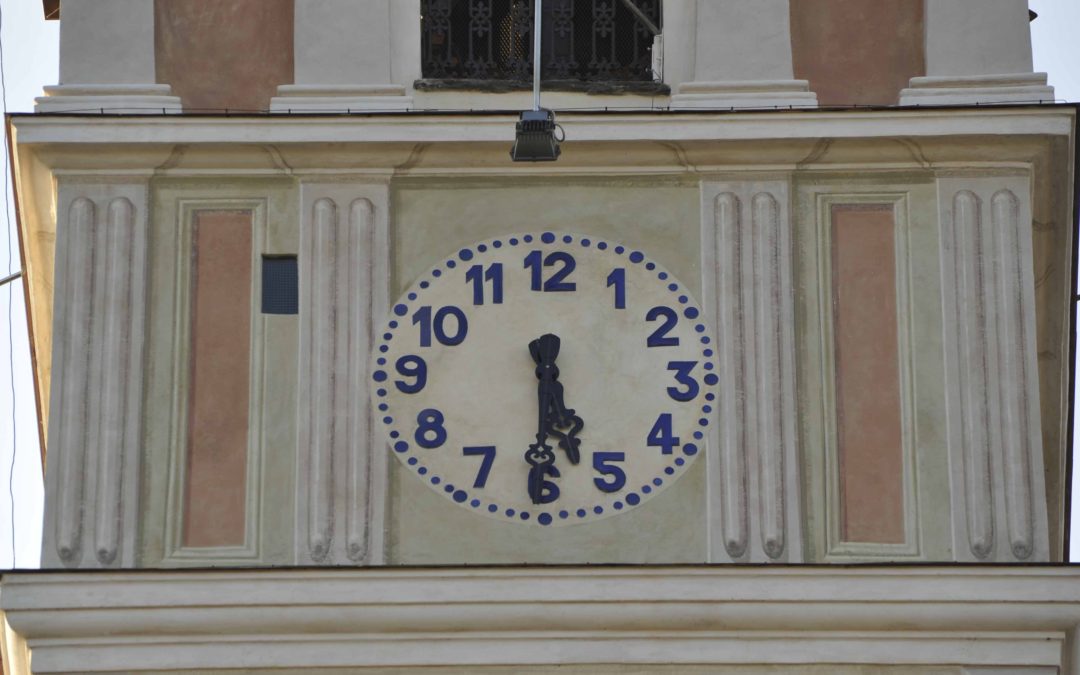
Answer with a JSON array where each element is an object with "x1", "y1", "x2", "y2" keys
[
  {"x1": 306, "y1": 198, "x2": 338, "y2": 562},
  {"x1": 752, "y1": 192, "x2": 786, "y2": 560},
  {"x1": 54, "y1": 197, "x2": 95, "y2": 566},
  {"x1": 951, "y1": 190, "x2": 995, "y2": 559},
  {"x1": 92, "y1": 198, "x2": 134, "y2": 566},
  {"x1": 345, "y1": 198, "x2": 375, "y2": 563},
  {"x1": 991, "y1": 189, "x2": 1035, "y2": 560},
  {"x1": 713, "y1": 192, "x2": 748, "y2": 560}
]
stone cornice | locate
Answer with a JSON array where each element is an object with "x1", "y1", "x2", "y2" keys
[
  {"x1": 3, "y1": 566, "x2": 1080, "y2": 671},
  {"x1": 10, "y1": 106, "x2": 1076, "y2": 148}
]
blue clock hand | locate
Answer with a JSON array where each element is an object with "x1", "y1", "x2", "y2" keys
[{"x1": 525, "y1": 334, "x2": 585, "y2": 504}]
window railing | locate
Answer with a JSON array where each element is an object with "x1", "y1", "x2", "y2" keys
[{"x1": 420, "y1": 0, "x2": 662, "y2": 88}]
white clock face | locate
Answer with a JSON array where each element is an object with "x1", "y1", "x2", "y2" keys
[{"x1": 372, "y1": 232, "x2": 716, "y2": 526}]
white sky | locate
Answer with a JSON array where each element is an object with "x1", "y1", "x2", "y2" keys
[{"x1": 0, "y1": 0, "x2": 1078, "y2": 569}]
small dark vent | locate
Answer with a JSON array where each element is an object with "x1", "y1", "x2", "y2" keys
[{"x1": 261, "y1": 256, "x2": 298, "y2": 315}]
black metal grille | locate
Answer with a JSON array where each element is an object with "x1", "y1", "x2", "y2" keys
[{"x1": 421, "y1": 0, "x2": 661, "y2": 83}]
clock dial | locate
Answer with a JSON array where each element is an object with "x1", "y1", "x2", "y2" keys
[{"x1": 372, "y1": 232, "x2": 716, "y2": 526}]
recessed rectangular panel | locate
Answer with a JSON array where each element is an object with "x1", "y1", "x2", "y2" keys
[
  {"x1": 831, "y1": 204, "x2": 905, "y2": 545},
  {"x1": 183, "y1": 210, "x2": 253, "y2": 548}
]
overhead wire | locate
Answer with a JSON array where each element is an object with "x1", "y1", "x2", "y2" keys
[{"x1": 1, "y1": 0, "x2": 17, "y2": 568}]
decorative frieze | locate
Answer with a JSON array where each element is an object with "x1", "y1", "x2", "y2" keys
[
  {"x1": 296, "y1": 183, "x2": 390, "y2": 565},
  {"x1": 44, "y1": 184, "x2": 149, "y2": 568},
  {"x1": 938, "y1": 177, "x2": 1048, "y2": 562},
  {"x1": 701, "y1": 180, "x2": 802, "y2": 562}
]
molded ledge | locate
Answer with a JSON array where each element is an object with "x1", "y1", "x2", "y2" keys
[
  {"x1": 671, "y1": 80, "x2": 818, "y2": 110},
  {"x1": 36, "y1": 84, "x2": 182, "y2": 114},
  {"x1": 270, "y1": 84, "x2": 413, "y2": 113},
  {"x1": 900, "y1": 73, "x2": 1055, "y2": 106},
  {"x1": 2, "y1": 566, "x2": 1080, "y2": 672}
]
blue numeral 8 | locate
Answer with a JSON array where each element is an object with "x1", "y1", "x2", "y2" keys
[{"x1": 415, "y1": 408, "x2": 447, "y2": 449}]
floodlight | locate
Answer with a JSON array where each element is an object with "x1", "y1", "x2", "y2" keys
[
  {"x1": 511, "y1": 0, "x2": 563, "y2": 162},
  {"x1": 510, "y1": 109, "x2": 561, "y2": 162}
]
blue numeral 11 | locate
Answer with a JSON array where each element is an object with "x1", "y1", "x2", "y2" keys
[{"x1": 466, "y1": 263, "x2": 503, "y2": 305}]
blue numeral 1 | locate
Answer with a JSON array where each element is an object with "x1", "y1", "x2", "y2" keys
[{"x1": 607, "y1": 268, "x2": 626, "y2": 309}]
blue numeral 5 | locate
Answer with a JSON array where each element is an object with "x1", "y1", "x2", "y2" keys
[{"x1": 592, "y1": 452, "x2": 626, "y2": 492}]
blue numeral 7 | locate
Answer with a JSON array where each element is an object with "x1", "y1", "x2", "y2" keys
[{"x1": 463, "y1": 446, "x2": 496, "y2": 488}]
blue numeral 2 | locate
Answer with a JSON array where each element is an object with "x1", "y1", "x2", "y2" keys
[{"x1": 646, "y1": 306, "x2": 679, "y2": 347}]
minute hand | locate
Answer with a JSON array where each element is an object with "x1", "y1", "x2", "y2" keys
[{"x1": 529, "y1": 334, "x2": 583, "y2": 464}]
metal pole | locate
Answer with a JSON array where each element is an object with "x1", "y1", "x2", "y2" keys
[
  {"x1": 618, "y1": 0, "x2": 659, "y2": 35},
  {"x1": 533, "y1": 0, "x2": 542, "y2": 110},
  {"x1": 0, "y1": 271, "x2": 22, "y2": 288}
]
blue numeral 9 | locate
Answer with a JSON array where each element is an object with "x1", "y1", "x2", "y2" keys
[{"x1": 394, "y1": 355, "x2": 427, "y2": 394}]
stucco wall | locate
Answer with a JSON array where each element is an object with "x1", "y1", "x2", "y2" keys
[
  {"x1": 791, "y1": 0, "x2": 925, "y2": 106},
  {"x1": 154, "y1": 0, "x2": 293, "y2": 111}
]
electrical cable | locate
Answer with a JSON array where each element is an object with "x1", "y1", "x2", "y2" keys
[{"x1": 0, "y1": 0, "x2": 17, "y2": 568}]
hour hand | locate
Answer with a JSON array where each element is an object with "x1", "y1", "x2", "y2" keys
[{"x1": 524, "y1": 439, "x2": 555, "y2": 504}]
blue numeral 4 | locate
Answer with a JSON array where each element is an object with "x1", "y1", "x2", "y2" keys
[{"x1": 647, "y1": 414, "x2": 679, "y2": 455}]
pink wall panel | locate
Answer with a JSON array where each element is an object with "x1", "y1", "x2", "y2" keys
[
  {"x1": 183, "y1": 210, "x2": 253, "y2": 548},
  {"x1": 831, "y1": 204, "x2": 906, "y2": 545},
  {"x1": 791, "y1": 0, "x2": 925, "y2": 106}
]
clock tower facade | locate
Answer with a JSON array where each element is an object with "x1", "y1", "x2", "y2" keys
[{"x1": 3, "y1": 0, "x2": 1080, "y2": 672}]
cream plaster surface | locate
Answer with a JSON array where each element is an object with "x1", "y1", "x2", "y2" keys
[
  {"x1": 57, "y1": 0, "x2": 157, "y2": 85},
  {"x1": 388, "y1": 178, "x2": 707, "y2": 563},
  {"x1": 140, "y1": 179, "x2": 298, "y2": 567},
  {"x1": 795, "y1": 174, "x2": 951, "y2": 562},
  {"x1": 8, "y1": 109, "x2": 1075, "y2": 567}
]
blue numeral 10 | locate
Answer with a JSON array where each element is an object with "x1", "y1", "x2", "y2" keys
[{"x1": 413, "y1": 306, "x2": 469, "y2": 347}]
